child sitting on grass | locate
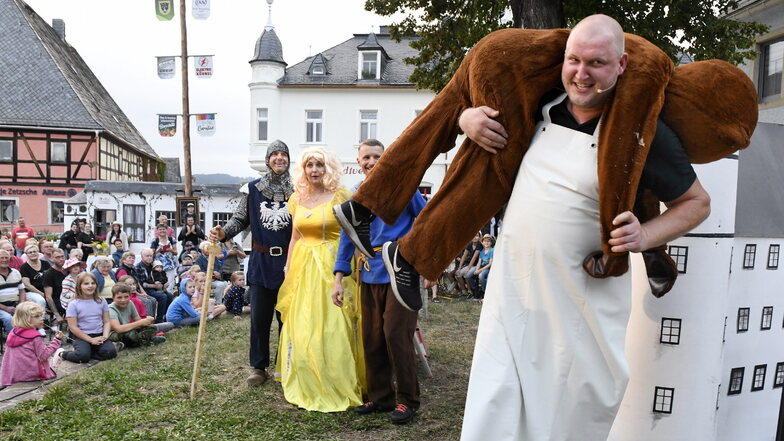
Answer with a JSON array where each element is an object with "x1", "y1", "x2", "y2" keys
[
  {"x1": 62, "y1": 272, "x2": 117, "y2": 363},
  {"x1": 0, "y1": 302, "x2": 65, "y2": 386},
  {"x1": 167, "y1": 279, "x2": 225, "y2": 327},
  {"x1": 60, "y1": 258, "x2": 85, "y2": 311},
  {"x1": 117, "y1": 274, "x2": 154, "y2": 319},
  {"x1": 108, "y1": 284, "x2": 165, "y2": 347},
  {"x1": 222, "y1": 271, "x2": 248, "y2": 319}
]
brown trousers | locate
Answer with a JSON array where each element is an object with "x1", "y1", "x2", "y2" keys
[{"x1": 361, "y1": 282, "x2": 420, "y2": 408}]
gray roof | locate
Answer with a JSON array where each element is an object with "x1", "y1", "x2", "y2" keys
[
  {"x1": 250, "y1": 28, "x2": 286, "y2": 65},
  {"x1": 84, "y1": 180, "x2": 243, "y2": 197},
  {"x1": 735, "y1": 122, "x2": 784, "y2": 238},
  {"x1": 0, "y1": 0, "x2": 158, "y2": 159},
  {"x1": 279, "y1": 32, "x2": 420, "y2": 86}
]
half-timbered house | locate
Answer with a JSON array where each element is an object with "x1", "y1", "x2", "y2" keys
[{"x1": 0, "y1": 0, "x2": 162, "y2": 237}]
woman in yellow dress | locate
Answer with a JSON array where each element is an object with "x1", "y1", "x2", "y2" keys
[{"x1": 275, "y1": 146, "x2": 365, "y2": 412}]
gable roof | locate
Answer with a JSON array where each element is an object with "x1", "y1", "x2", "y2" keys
[
  {"x1": 279, "y1": 32, "x2": 420, "y2": 87},
  {"x1": 0, "y1": 0, "x2": 158, "y2": 159}
]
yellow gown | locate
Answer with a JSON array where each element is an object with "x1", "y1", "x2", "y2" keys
[{"x1": 275, "y1": 187, "x2": 365, "y2": 412}]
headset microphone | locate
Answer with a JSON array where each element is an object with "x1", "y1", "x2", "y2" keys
[{"x1": 596, "y1": 78, "x2": 618, "y2": 94}]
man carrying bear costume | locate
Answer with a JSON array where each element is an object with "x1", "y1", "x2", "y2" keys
[{"x1": 334, "y1": 14, "x2": 757, "y2": 441}]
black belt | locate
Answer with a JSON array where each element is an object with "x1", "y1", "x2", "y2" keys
[{"x1": 252, "y1": 243, "x2": 286, "y2": 256}]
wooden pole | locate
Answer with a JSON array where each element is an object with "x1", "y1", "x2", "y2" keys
[
  {"x1": 179, "y1": 0, "x2": 193, "y2": 197},
  {"x1": 189, "y1": 240, "x2": 220, "y2": 399}
]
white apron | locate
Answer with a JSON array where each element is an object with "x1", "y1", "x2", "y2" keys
[{"x1": 461, "y1": 94, "x2": 632, "y2": 441}]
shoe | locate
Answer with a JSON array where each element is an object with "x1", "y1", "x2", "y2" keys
[
  {"x1": 247, "y1": 368, "x2": 269, "y2": 387},
  {"x1": 114, "y1": 341, "x2": 125, "y2": 352},
  {"x1": 382, "y1": 241, "x2": 422, "y2": 311},
  {"x1": 150, "y1": 336, "x2": 166, "y2": 345},
  {"x1": 353, "y1": 401, "x2": 393, "y2": 415},
  {"x1": 50, "y1": 348, "x2": 65, "y2": 369},
  {"x1": 333, "y1": 200, "x2": 376, "y2": 257},
  {"x1": 431, "y1": 298, "x2": 441, "y2": 303},
  {"x1": 389, "y1": 403, "x2": 417, "y2": 424}
]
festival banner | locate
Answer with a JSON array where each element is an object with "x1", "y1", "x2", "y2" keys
[
  {"x1": 157, "y1": 56, "x2": 175, "y2": 79},
  {"x1": 194, "y1": 56, "x2": 213, "y2": 78},
  {"x1": 195, "y1": 114, "x2": 216, "y2": 136},
  {"x1": 155, "y1": 0, "x2": 174, "y2": 21},
  {"x1": 159, "y1": 114, "x2": 178, "y2": 137},
  {"x1": 192, "y1": 0, "x2": 210, "y2": 19}
]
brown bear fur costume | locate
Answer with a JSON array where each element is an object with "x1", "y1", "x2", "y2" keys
[{"x1": 352, "y1": 29, "x2": 757, "y2": 297}]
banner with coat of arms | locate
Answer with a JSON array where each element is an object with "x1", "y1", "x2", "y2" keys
[
  {"x1": 155, "y1": 0, "x2": 174, "y2": 21},
  {"x1": 159, "y1": 114, "x2": 178, "y2": 137},
  {"x1": 192, "y1": 0, "x2": 210, "y2": 19},
  {"x1": 157, "y1": 56, "x2": 175, "y2": 79},
  {"x1": 194, "y1": 56, "x2": 213, "y2": 78},
  {"x1": 195, "y1": 114, "x2": 216, "y2": 136}
]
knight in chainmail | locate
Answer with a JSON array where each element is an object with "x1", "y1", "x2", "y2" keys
[{"x1": 211, "y1": 140, "x2": 293, "y2": 386}]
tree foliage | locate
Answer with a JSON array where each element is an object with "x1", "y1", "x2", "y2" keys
[{"x1": 365, "y1": 0, "x2": 768, "y2": 91}]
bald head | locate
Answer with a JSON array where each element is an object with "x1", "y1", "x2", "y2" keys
[{"x1": 568, "y1": 14, "x2": 624, "y2": 58}]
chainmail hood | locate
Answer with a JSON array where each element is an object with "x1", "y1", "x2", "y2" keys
[{"x1": 256, "y1": 139, "x2": 294, "y2": 201}]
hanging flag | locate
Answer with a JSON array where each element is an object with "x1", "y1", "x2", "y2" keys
[
  {"x1": 155, "y1": 0, "x2": 174, "y2": 21},
  {"x1": 192, "y1": 0, "x2": 210, "y2": 19},
  {"x1": 194, "y1": 56, "x2": 213, "y2": 78},
  {"x1": 159, "y1": 115, "x2": 178, "y2": 137},
  {"x1": 195, "y1": 114, "x2": 216, "y2": 136},
  {"x1": 157, "y1": 56, "x2": 175, "y2": 79}
]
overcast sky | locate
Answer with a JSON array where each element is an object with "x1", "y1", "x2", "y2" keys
[{"x1": 24, "y1": 0, "x2": 403, "y2": 178}]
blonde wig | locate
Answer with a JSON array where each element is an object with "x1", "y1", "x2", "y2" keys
[{"x1": 292, "y1": 146, "x2": 343, "y2": 198}]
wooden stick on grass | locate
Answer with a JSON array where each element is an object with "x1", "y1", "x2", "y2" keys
[{"x1": 190, "y1": 240, "x2": 221, "y2": 399}]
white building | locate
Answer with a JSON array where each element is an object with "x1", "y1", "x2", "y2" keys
[
  {"x1": 248, "y1": 8, "x2": 449, "y2": 193},
  {"x1": 63, "y1": 180, "x2": 245, "y2": 256}
]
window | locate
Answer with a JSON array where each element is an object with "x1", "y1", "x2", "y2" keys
[
  {"x1": 768, "y1": 244, "x2": 780, "y2": 269},
  {"x1": 1, "y1": 199, "x2": 18, "y2": 223},
  {"x1": 728, "y1": 367, "x2": 744, "y2": 395},
  {"x1": 257, "y1": 108, "x2": 268, "y2": 141},
  {"x1": 312, "y1": 65, "x2": 324, "y2": 75},
  {"x1": 212, "y1": 212, "x2": 232, "y2": 228},
  {"x1": 762, "y1": 306, "x2": 773, "y2": 330},
  {"x1": 0, "y1": 140, "x2": 12, "y2": 162},
  {"x1": 743, "y1": 244, "x2": 756, "y2": 269},
  {"x1": 49, "y1": 200, "x2": 64, "y2": 224},
  {"x1": 123, "y1": 204, "x2": 145, "y2": 243},
  {"x1": 305, "y1": 110, "x2": 323, "y2": 143},
  {"x1": 360, "y1": 51, "x2": 378, "y2": 79},
  {"x1": 775, "y1": 363, "x2": 784, "y2": 388},
  {"x1": 660, "y1": 318, "x2": 682, "y2": 345},
  {"x1": 653, "y1": 387, "x2": 674, "y2": 414},
  {"x1": 737, "y1": 307, "x2": 750, "y2": 332},
  {"x1": 199, "y1": 212, "x2": 206, "y2": 231},
  {"x1": 752, "y1": 365, "x2": 767, "y2": 391},
  {"x1": 668, "y1": 246, "x2": 688, "y2": 273},
  {"x1": 50, "y1": 141, "x2": 67, "y2": 163},
  {"x1": 154, "y1": 210, "x2": 176, "y2": 229},
  {"x1": 759, "y1": 38, "x2": 784, "y2": 102},
  {"x1": 359, "y1": 110, "x2": 377, "y2": 142}
]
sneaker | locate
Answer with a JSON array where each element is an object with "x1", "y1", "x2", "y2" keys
[
  {"x1": 382, "y1": 241, "x2": 422, "y2": 311},
  {"x1": 114, "y1": 341, "x2": 125, "y2": 352},
  {"x1": 431, "y1": 298, "x2": 441, "y2": 303},
  {"x1": 353, "y1": 401, "x2": 393, "y2": 415},
  {"x1": 247, "y1": 368, "x2": 269, "y2": 387},
  {"x1": 150, "y1": 336, "x2": 166, "y2": 345},
  {"x1": 333, "y1": 200, "x2": 376, "y2": 257},
  {"x1": 50, "y1": 348, "x2": 65, "y2": 369},
  {"x1": 389, "y1": 403, "x2": 417, "y2": 424}
]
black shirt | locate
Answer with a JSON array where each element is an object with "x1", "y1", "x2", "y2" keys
[
  {"x1": 42, "y1": 267, "x2": 66, "y2": 315},
  {"x1": 540, "y1": 91, "x2": 696, "y2": 203},
  {"x1": 20, "y1": 260, "x2": 51, "y2": 292}
]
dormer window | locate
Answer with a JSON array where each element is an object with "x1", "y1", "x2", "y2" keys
[
  {"x1": 312, "y1": 65, "x2": 324, "y2": 75},
  {"x1": 308, "y1": 53, "x2": 328, "y2": 76},
  {"x1": 360, "y1": 51, "x2": 380, "y2": 80}
]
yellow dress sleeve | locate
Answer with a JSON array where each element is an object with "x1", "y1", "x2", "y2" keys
[
  {"x1": 333, "y1": 186, "x2": 351, "y2": 205},
  {"x1": 288, "y1": 191, "x2": 300, "y2": 215}
]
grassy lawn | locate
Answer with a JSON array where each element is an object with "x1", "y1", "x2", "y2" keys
[{"x1": 0, "y1": 299, "x2": 480, "y2": 440}]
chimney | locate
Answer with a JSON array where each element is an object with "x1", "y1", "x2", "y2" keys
[
  {"x1": 52, "y1": 19, "x2": 65, "y2": 40},
  {"x1": 379, "y1": 25, "x2": 389, "y2": 35}
]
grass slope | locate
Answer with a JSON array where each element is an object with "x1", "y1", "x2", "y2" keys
[{"x1": 0, "y1": 300, "x2": 480, "y2": 441}]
